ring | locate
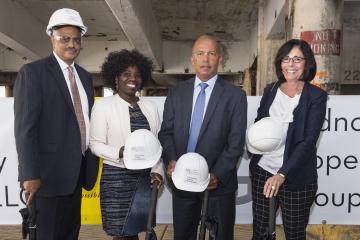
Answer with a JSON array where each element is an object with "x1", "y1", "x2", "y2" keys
[{"x1": 271, "y1": 185, "x2": 276, "y2": 190}]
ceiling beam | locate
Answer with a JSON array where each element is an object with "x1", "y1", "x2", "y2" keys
[
  {"x1": 0, "y1": 0, "x2": 50, "y2": 61},
  {"x1": 105, "y1": 0, "x2": 163, "y2": 70}
]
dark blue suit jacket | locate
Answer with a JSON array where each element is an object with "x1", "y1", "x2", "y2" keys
[
  {"x1": 159, "y1": 77, "x2": 247, "y2": 196},
  {"x1": 14, "y1": 54, "x2": 99, "y2": 197},
  {"x1": 249, "y1": 81, "x2": 327, "y2": 188}
]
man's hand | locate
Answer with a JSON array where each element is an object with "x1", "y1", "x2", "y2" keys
[
  {"x1": 23, "y1": 180, "x2": 41, "y2": 205},
  {"x1": 166, "y1": 160, "x2": 177, "y2": 178},
  {"x1": 150, "y1": 172, "x2": 163, "y2": 189},
  {"x1": 207, "y1": 173, "x2": 218, "y2": 190}
]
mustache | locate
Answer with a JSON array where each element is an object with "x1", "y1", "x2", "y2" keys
[{"x1": 64, "y1": 48, "x2": 78, "y2": 52}]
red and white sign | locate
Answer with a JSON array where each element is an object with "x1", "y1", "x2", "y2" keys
[{"x1": 301, "y1": 29, "x2": 341, "y2": 56}]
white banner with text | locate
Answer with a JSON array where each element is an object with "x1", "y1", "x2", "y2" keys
[{"x1": 0, "y1": 96, "x2": 359, "y2": 224}]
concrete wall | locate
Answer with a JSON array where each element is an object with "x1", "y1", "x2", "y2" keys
[
  {"x1": 162, "y1": 39, "x2": 253, "y2": 74},
  {"x1": 341, "y1": 2, "x2": 360, "y2": 85},
  {"x1": 76, "y1": 40, "x2": 132, "y2": 72},
  {"x1": 0, "y1": 38, "x2": 255, "y2": 74},
  {"x1": 263, "y1": 0, "x2": 286, "y2": 39}
]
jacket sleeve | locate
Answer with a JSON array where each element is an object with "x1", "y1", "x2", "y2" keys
[
  {"x1": 212, "y1": 90, "x2": 248, "y2": 183},
  {"x1": 89, "y1": 100, "x2": 121, "y2": 163},
  {"x1": 14, "y1": 64, "x2": 42, "y2": 182},
  {"x1": 158, "y1": 88, "x2": 178, "y2": 167}
]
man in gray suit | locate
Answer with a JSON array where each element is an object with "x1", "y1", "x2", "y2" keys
[
  {"x1": 159, "y1": 35, "x2": 247, "y2": 240},
  {"x1": 14, "y1": 8, "x2": 98, "y2": 240}
]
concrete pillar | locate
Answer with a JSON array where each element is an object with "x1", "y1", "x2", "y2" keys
[
  {"x1": 5, "y1": 85, "x2": 13, "y2": 97},
  {"x1": 291, "y1": 0, "x2": 343, "y2": 94},
  {"x1": 256, "y1": 0, "x2": 286, "y2": 95},
  {"x1": 243, "y1": 69, "x2": 252, "y2": 96}
]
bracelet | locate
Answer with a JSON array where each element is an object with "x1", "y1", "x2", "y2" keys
[{"x1": 278, "y1": 173, "x2": 286, "y2": 179}]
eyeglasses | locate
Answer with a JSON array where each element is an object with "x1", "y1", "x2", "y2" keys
[
  {"x1": 281, "y1": 56, "x2": 305, "y2": 63},
  {"x1": 192, "y1": 51, "x2": 218, "y2": 58},
  {"x1": 53, "y1": 35, "x2": 82, "y2": 45}
]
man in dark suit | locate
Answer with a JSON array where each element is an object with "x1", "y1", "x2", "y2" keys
[
  {"x1": 14, "y1": 8, "x2": 98, "y2": 240},
  {"x1": 159, "y1": 35, "x2": 247, "y2": 240}
]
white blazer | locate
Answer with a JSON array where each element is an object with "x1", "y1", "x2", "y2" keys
[{"x1": 89, "y1": 94, "x2": 163, "y2": 176}]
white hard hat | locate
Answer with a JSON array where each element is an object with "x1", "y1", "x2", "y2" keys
[
  {"x1": 246, "y1": 117, "x2": 285, "y2": 154},
  {"x1": 46, "y1": 8, "x2": 87, "y2": 36},
  {"x1": 123, "y1": 129, "x2": 162, "y2": 170},
  {"x1": 172, "y1": 153, "x2": 210, "y2": 192}
]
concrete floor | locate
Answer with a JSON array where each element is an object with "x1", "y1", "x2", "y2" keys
[{"x1": 0, "y1": 224, "x2": 288, "y2": 240}]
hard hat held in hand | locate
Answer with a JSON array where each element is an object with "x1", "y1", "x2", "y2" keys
[
  {"x1": 46, "y1": 8, "x2": 87, "y2": 36},
  {"x1": 172, "y1": 153, "x2": 210, "y2": 192},
  {"x1": 123, "y1": 129, "x2": 162, "y2": 170},
  {"x1": 246, "y1": 117, "x2": 285, "y2": 154}
]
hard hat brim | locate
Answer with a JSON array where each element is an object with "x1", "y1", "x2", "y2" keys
[
  {"x1": 123, "y1": 147, "x2": 162, "y2": 170},
  {"x1": 46, "y1": 24, "x2": 87, "y2": 36},
  {"x1": 172, "y1": 172, "x2": 210, "y2": 192}
]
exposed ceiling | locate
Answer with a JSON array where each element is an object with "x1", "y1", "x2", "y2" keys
[
  {"x1": 151, "y1": 0, "x2": 259, "y2": 41},
  {"x1": 14, "y1": 0, "x2": 127, "y2": 41},
  {"x1": 13, "y1": 0, "x2": 259, "y2": 42}
]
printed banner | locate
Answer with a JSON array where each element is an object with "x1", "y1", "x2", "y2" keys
[{"x1": 1, "y1": 96, "x2": 360, "y2": 224}]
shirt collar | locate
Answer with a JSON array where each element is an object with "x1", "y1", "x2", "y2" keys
[
  {"x1": 194, "y1": 74, "x2": 218, "y2": 90},
  {"x1": 53, "y1": 51, "x2": 75, "y2": 71}
]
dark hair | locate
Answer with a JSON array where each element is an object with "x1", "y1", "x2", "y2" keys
[
  {"x1": 101, "y1": 49, "x2": 153, "y2": 92},
  {"x1": 274, "y1": 39, "x2": 316, "y2": 83}
]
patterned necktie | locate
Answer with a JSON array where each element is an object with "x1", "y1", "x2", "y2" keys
[
  {"x1": 187, "y1": 82, "x2": 208, "y2": 152},
  {"x1": 68, "y1": 66, "x2": 86, "y2": 154}
]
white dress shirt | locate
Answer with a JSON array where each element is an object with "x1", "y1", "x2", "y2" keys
[
  {"x1": 258, "y1": 88, "x2": 300, "y2": 174},
  {"x1": 53, "y1": 51, "x2": 90, "y2": 149},
  {"x1": 190, "y1": 75, "x2": 218, "y2": 122}
]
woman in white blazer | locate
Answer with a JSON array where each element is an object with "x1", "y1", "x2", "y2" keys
[{"x1": 90, "y1": 49, "x2": 163, "y2": 240}]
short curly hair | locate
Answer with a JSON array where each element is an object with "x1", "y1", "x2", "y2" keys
[{"x1": 101, "y1": 49, "x2": 153, "y2": 92}]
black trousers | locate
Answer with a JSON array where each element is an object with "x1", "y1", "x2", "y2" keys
[
  {"x1": 251, "y1": 165, "x2": 317, "y2": 240},
  {"x1": 35, "y1": 179, "x2": 82, "y2": 240},
  {"x1": 172, "y1": 190, "x2": 236, "y2": 240}
]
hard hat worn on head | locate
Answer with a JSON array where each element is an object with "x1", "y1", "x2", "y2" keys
[
  {"x1": 246, "y1": 117, "x2": 285, "y2": 155},
  {"x1": 172, "y1": 153, "x2": 210, "y2": 192},
  {"x1": 123, "y1": 129, "x2": 162, "y2": 170},
  {"x1": 46, "y1": 8, "x2": 87, "y2": 36}
]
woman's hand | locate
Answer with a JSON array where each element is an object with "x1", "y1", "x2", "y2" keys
[
  {"x1": 150, "y1": 172, "x2": 163, "y2": 189},
  {"x1": 264, "y1": 174, "x2": 285, "y2": 198}
]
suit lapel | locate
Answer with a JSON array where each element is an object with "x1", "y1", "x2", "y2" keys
[
  {"x1": 291, "y1": 82, "x2": 309, "y2": 143},
  {"x1": 284, "y1": 82, "x2": 309, "y2": 161},
  {"x1": 263, "y1": 81, "x2": 281, "y2": 117},
  {"x1": 198, "y1": 77, "x2": 225, "y2": 140},
  {"x1": 47, "y1": 54, "x2": 76, "y2": 116}
]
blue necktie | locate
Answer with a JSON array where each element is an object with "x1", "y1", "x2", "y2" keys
[{"x1": 187, "y1": 82, "x2": 208, "y2": 152}]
